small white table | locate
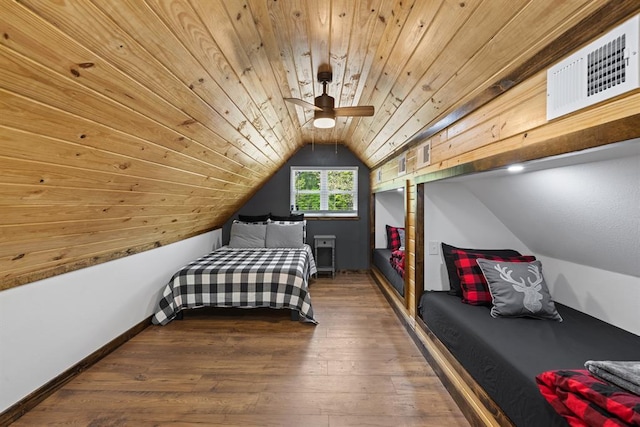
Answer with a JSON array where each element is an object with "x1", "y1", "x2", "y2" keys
[{"x1": 314, "y1": 235, "x2": 336, "y2": 278}]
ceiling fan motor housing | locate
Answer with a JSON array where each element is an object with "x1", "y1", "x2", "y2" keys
[{"x1": 315, "y1": 93, "x2": 334, "y2": 110}]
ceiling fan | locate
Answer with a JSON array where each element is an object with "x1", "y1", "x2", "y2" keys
[{"x1": 284, "y1": 69, "x2": 374, "y2": 128}]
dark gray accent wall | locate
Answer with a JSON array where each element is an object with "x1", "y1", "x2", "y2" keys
[{"x1": 222, "y1": 144, "x2": 371, "y2": 270}]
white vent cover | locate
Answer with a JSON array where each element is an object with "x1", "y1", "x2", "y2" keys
[
  {"x1": 547, "y1": 14, "x2": 639, "y2": 120},
  {"x1": 398, "y1": 153, "x2": 407, "y2": 176},
  {"x1": 416, "y1": 141, "x2": 431, "y2": 168}
]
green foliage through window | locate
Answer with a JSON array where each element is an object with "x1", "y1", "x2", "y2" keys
[{"x1": 291, "y1": 167, "x2": 358, "y2": 216}]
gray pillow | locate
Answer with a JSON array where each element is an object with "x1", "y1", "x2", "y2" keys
[
  {"x1": 476, "y1": 259, "x2": 562, "y2": 321},
  {"x1": 398, "y1": 228, "x2": 405, "y2": 250},
  {"x1": 228, "y1": 222, "x2": 266, "y2": 248},
  {"x1": 265, "y1": 222, "x2": 304, "y2": 248}
]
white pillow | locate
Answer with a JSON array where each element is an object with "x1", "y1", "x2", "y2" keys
[
  {"x1": 265, "y1": 222, "x2": 304, "y2": 248},
  {"x1": 228, "y1": 222, "x2": 266, "y2": 248}
]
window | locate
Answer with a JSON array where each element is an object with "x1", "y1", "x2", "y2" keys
[{"x1": 290, "y1": 167, "x2": 358, "y2": 217}]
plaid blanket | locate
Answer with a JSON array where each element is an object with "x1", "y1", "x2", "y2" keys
[
  {"x1": 537, "y1": 369, "x2": 640, "y2": 427},
  {"x1": 152, "y1": 245, "x2": 317, "y2": 325},
  {"x1": 390, "y1": 249, "x2": 405, "y2": 278}
]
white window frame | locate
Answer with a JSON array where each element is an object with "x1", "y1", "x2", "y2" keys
[{"x1": 290, "y1": 166, "x2": 358, "y2": 217}]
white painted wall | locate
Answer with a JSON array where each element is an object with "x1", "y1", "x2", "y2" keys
[
  {"x1": 423, "y1": 182, "x2": 530, "y2": 291},
  {"x1": 423, "y1": 139, "x2": 640, "y2": 335},
  {"x1": 537, "y1": 255, "x2": 639, "y2": 335},
  {"x1": 0, "y1": 229, "x2": 222, "y2": 412},
  {"x1": 374, "y1": 189, "x2": 405, "y2": 248}
]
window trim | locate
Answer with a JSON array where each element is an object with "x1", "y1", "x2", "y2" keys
[{"x1": 290, "y1": 166, "x2": 358, "y2": 218}]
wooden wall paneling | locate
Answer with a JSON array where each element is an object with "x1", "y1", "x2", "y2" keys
[
  {"x1": 244, "y1": 0, "x2": 303, "y2": 143},
  {"x1": 322, "y1": 0, "x2": 355, "y2": 144},
  {"x1": 0, "y1": 127, "x2": 248, "y2": 195},
  {"x1": 0, "y1": 92, "x2": 254, "y2": 189},
  {"x1": 360, "y1": 0, "x2": 480, "y2": 162},
  {"x1": 273, "y1": 0, "x2": 317, "y2": 139},
  {"x1": 445, "y1": 0, "x2": 607, "y2": 105},
  {"x1": 17, "y1": 0, "x2": 277, "y2": 171},
  {"x1": 180, "y1": 0, "x2": 297, "y2": 153},
  {"x1": 394, "y1": 1, "x2": 640, "y2": 161},
  {"x1": 1, "y1": 218, "x2": 216, "y2": 280},
  {"x1": 1, "y1": 220, "x2": 211, "y2": 291},
  {"x1": 354, "y1": 0, "x2": 444, "y2": 159},
  {"x1": 88, "y1": 0, "x2": 282, "y2": 166},
  {"x1": 0, "y1": 47, "x2": 269, "y2": 183},
  {"x1": 261, "y1": 0, "x2": 312, "y2": 132},
  {"x1": 435, "y1": 116, "x2": 503, "y2": 162},
  {"x1": 0, "y1": 1, "x2": 265, "y2": 183},
  {"x1": 337, "y1": 0, "x2": 392, "y2": 144},
  {"x1": 0, "y1": 209, "x2": 223, "y2": 249},
  {"x1": 345, "y1": 0, "x2": 417, "y2": 156},
  {"x1": 441, "y1": 92, "x2": 640, "y2": 169},
  {"x1": 1, "y1": 204, "x2": 221, "y2": 227},
  {"x1": 366, "y1": 0, "x2": 609, "y2": 166},
  {"x1": 307, "y1": 0, "x2": 337, "y2": 145},
  {"x1": 0, "y1": 154, "x2": 243, "y2": 204}
]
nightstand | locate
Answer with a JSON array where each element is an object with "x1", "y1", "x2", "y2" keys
[{"x1": 314, "y1": 235, "x2": 336, "y2": 278}]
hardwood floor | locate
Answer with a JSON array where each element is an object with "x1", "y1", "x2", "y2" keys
[{"x1": 13, "y1": 273, "x2": 469, "y2": 426}]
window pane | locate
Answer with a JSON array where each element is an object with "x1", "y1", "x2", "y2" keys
[
  {"x1": 329, "y1": 194, "x2": 354, "y2": 210},
  {"x1": 328, "y1": 171, "x2": 353, "y2": 191},
  {"x1": 291, "y1": 166, "x2": 357, "y2": 216},
  {"x1": 295, "y1": 171, "x2": 320, "y2": 191},
  {"x1": 295, "y1": 193, "x2": 320, "y2": 211}
]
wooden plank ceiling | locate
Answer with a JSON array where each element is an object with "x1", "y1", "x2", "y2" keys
[{"x1": 0, "y1": 0, "x2": 630, "y2": 288}]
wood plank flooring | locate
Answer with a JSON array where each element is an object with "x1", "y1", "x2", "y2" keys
[{"x1": 13, "y1": 273, "x2": 469, "y2": 426}]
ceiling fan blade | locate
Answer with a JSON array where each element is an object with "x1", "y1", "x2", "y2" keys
[
  {"x1": 334, "y1": 106, "x2": 375, "y2": 117},
  {"x1": 284, "y1": 98, "x2": 322, "y2": 111}
]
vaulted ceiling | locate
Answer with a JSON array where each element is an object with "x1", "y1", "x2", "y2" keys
[
  {"x1": 4, "y1": 0, "x2": 628, "y2": 171},
  {"x1": 1, "y1": 0, "x2": 637, "y2": 288}
]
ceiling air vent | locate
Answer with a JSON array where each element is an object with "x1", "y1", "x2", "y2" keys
[{"x1": 547, "y1": 14, "x2": 639, "y2": 121}]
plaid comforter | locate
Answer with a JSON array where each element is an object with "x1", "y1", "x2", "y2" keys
[
  {"x1": 390, "y1": 249, "x2": 405, "y2": 278},
  {"x1": 152, "y1": 245, "x2": 317, "y2": 325},
  {"x1": 537, "y1": 369, "x2": 640, "y2": 426}
]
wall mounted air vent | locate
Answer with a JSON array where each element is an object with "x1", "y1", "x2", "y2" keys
[
  {"x1": 398, "y1": 153, "x2": 407, "y2": 176},
  {"x1": 547, "y1": 14, "x2": 639, "y2": 121},
  {"x1": 416, "y1": 141, "x2": 431, "y2": 168}
]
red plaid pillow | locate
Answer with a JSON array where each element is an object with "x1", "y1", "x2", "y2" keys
[
  {"x1": 386, "y1": 225, "x2": 404, "y2": 251},
  {"x1": 451, "y1": 249, "x2": 536, "y2": 305}
]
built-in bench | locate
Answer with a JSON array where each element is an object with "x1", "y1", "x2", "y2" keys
[{"x1": 417, "y1": 291, "x2": 640, "y2": 427}]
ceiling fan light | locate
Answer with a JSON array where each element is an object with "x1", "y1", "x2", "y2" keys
[
  {"x1": 314, "y1": 117, "x2": 335, "y2": 128},
  {"x1": 313, "y1": 110, "x2": 335, "y2": 128}
]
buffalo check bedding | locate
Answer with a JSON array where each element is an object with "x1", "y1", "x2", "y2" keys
[{"x1": 152, "y1": 245, "x2": 317, "y2": 325}]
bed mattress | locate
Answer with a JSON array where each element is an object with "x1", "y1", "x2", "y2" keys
[
  {"x1": 419, "y1": 291, "x2": 639, "y2": 427},
  {"x1": 152, "y1": 245, "x2": 317, "y2": 325},
  {"x1": 372, "y1": 248, "x2": 404, "y2": 296}
]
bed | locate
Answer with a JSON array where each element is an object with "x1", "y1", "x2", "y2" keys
[
  {"x1": 372, "y1": 224, "x2": 406, "y2": 296},
  {"x1": 372, "y1": 248, "x2": 404, "y2": 296},
  {"x1": 417, "y1": 243, "x2": 640, "y2": 426},
  {"x1": 152, "y1": 216, "x2": 317, "y2": 325}
]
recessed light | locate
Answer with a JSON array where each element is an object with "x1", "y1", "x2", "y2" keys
[{"x1": 507, "y1": 164, "x2": 524, "y2": 173}]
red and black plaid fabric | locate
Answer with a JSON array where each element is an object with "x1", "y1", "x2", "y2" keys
[
  {"x1": 537, "y1": 369, "x2": 640, "y2": 427},
  {"x1": 390, "y1": 249, "x2": 405, "y2": 278},
  {"x1": 451, "y1": 249, "x2": 536, "y2": 305},
  {"x1": 386, "y1": 225, "x2": 404, "y2": 251}
]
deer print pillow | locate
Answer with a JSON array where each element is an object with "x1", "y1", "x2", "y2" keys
[{"x1": 476, "y1": 259, "x2": 563, "y2": 321}]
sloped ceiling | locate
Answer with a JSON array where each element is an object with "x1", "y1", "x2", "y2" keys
[
  {"x1": 3, "y1": 1, "x2": 631, "y2": 169},
  {"x1": 460, "y1": 139, "x2": 640, "y2": 277},
  {"x1": 1, "y1": 0, "x2": 637, "y2": 288}
]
